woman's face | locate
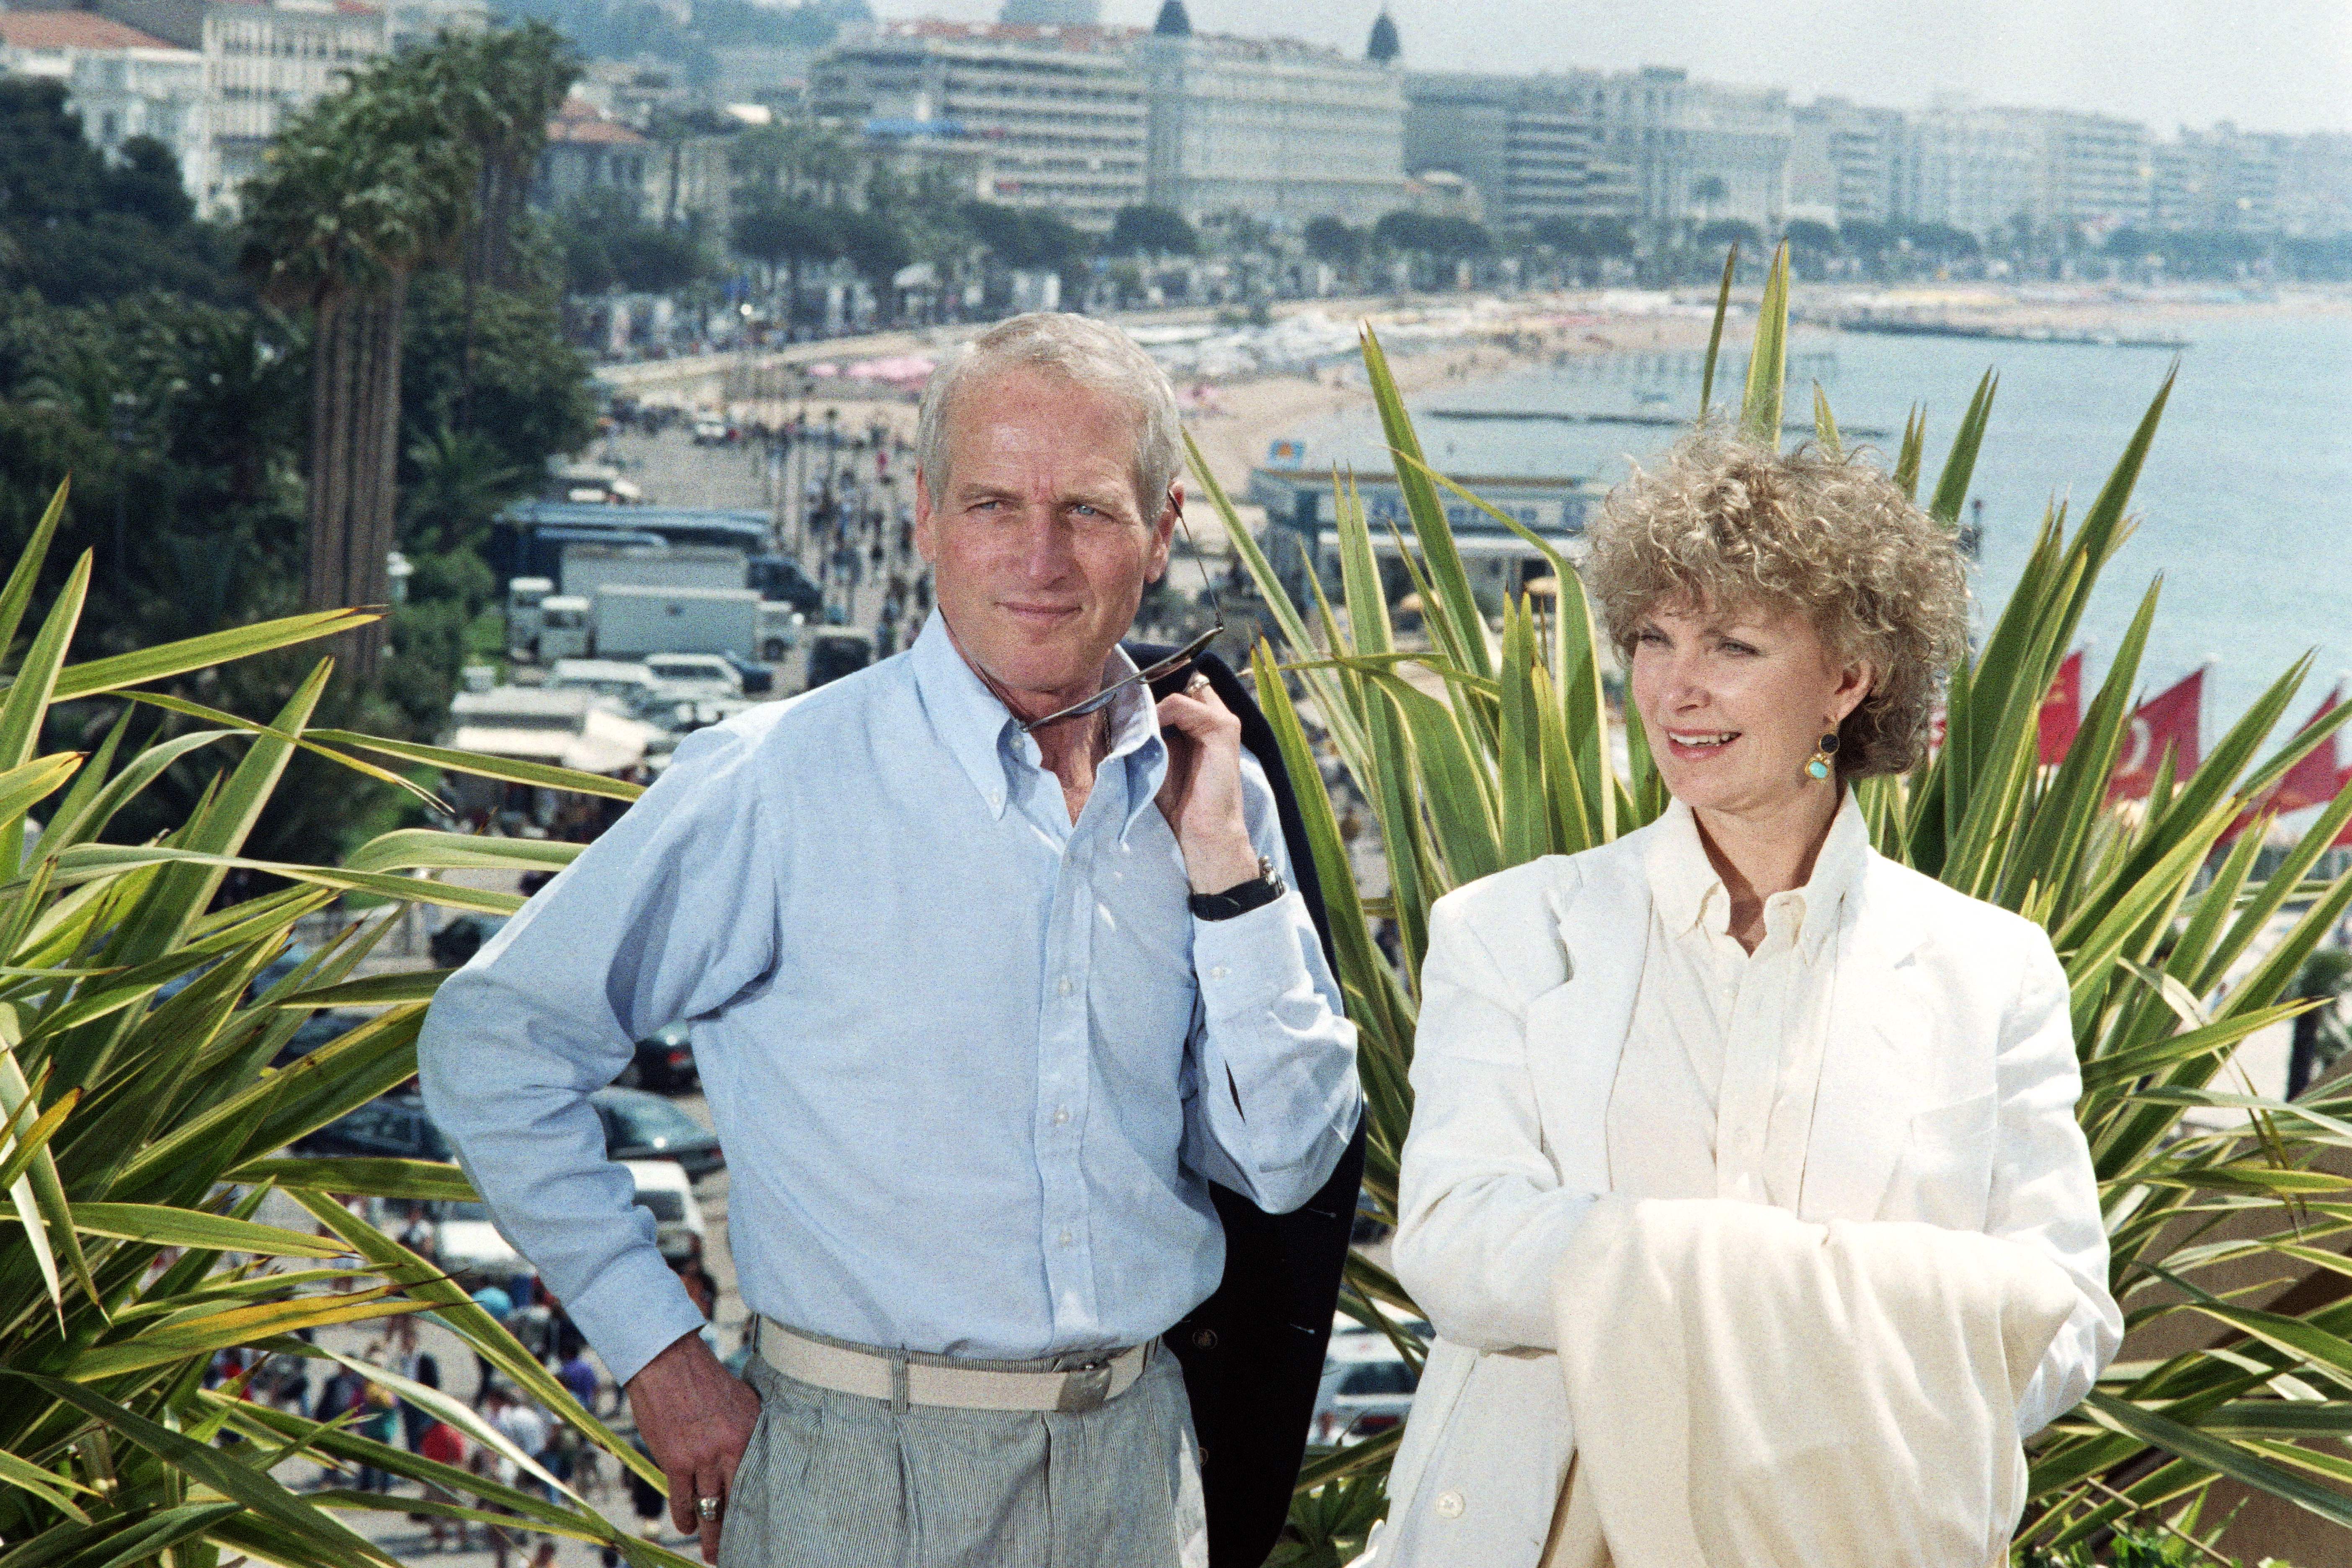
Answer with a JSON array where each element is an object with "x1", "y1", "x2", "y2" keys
[{"x1": 1628, "y1": 596, "x2": 1873, "y2": 820}]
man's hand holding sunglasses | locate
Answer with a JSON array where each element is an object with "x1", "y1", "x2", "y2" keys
[{"x1": 1154, "y1": 671, "x2": 1262, "y2": 895}]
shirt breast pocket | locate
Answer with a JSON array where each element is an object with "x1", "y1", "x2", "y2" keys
[{"x1": 1893, "y1": 1088, "x2": 1998, "y2": 1230}]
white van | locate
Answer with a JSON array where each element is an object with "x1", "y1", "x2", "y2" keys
[
  {"x1": 645, "y1": 653, "x2": 745, "y2": 702},
  {"x1": 622, "y1": 1158, "x2": 707, "y2": 1265}
]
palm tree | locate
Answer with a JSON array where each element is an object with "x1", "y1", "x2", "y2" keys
[
  {"x1": 241, "y1": 63, "x2": 474, "y2": 681},
  {"x1": 241, "y1": 27, "x2": 568, "y2": 681}
]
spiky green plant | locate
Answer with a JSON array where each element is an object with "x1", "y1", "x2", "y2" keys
[
  {"x1": 0, "y1": 483, "x2": 694, "y2": 1566},
  {"x1": 1220, "y1": 246, "x2": 2352, "y2": 1562}
]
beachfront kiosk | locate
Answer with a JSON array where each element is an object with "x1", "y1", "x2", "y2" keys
[{"x1": 1248, "y1": 438, "x2": 1592, "y2": 612}]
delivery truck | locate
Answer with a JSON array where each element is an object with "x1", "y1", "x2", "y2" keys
[{"x1": 593, "y1": 584, "x2": 762, "y2": 659}]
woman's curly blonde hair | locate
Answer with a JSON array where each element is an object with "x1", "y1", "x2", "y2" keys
[{"x1": 1585, "y1": 431, "x2": 1970, "y2": 779}]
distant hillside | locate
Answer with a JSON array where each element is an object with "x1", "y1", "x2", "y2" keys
[{"x1": 493, "y1": 0, "x2": 869, "y2": 78}]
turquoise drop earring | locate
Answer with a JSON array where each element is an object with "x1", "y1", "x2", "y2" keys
[{"x1": 1805, "y1": 730, "x2": 1839, "y2": 780}]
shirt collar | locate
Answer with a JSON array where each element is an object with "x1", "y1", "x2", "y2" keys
[
  {"x1": 1643, "y1": 791, "x2": 1871, "y2": 961},
  {"x1": 909, "y1": 613, "x2": 1167, "y2": 826}
]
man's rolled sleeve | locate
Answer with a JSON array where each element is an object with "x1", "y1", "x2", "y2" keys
[
  {"x1": 1181, "y1": 753, "x2": 1360, "y2": 1215},
  {"x1": 418, "y1": 722, "x2": 780, "y2": 1387}
]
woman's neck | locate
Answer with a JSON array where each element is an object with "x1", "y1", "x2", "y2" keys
[{"x1": 1691, "y1": 785, "x2": 1843, "y2": 948}]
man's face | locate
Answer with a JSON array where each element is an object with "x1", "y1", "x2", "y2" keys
[{"x1": 915, "y1": 369, "x2": 1176, "y2": 713}]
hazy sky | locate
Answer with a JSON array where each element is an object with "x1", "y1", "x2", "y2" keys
[{"x1": 870, "y1": 1, "x2": 2352, "y2": 136}]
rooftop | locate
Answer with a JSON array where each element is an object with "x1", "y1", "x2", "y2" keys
[
  {"x1": 0, "y1": 12, "x2": 185, "y2": 52},
  {"x1": 546, "y1": 94, "x2": 648, "y2": 148}
]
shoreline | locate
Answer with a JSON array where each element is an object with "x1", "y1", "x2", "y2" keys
[
  {"x1": 647, "y1": 282, "x2": 2352, "y2": 536},
  {"x1": 1186, "y1": 284, "x2": 2352, "y2": 503}
]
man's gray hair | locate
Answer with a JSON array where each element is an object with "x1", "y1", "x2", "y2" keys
[{"x1": 916, "y1": 312, "x2": 1183, "y2": 516}]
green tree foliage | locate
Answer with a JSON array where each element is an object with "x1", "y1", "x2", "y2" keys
[
  {"x1": 553, "y1": 190, "x2": 714, "y2": 295},
  {"x1": 0, "y1": 82, "x2": 234, "y2": 307},
  {"x1": 1206, "y1": 249, "x2": 2352, "y2": 1560},
  {"x1": 0, "y1": 37, "x2": 589, "y2": 864},
  {"x1": 1373, "y1": 209, "x2": 1492, "y2": 260},
  {"x1": 1305, "y1": 215, "x2": 1365, "y2": 267},
  {"x1": 959, "y1": 200, "x2": 1086, "y2": 271},
  {"x1": 1109, "y1": 203, "x2": 1199, "y2": 257},
  {"x1": 0, "y1": 495, "x2": 690, "y2": 1567}
]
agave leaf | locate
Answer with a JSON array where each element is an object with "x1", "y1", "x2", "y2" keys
[
  {"x1": 1812, "y1": 383, "x2": 1841, "y2": 456},
  {"x1": 4, "y1": 1369, "x2": 400, "y2": 1564},
  {"x1": 0, "y1": 553, "x2": 90, "y2": 776},
  {"x1": 1891, "y1": 405, "x2": 1926, "y2": 499},
  {"x1": 1738, "y1": 242, "x2": 1790, "y2": 449},
  {"x1": 46, "y1": 609, "x2": 377, "y2": 702},
  {"x1": 0, "y1": 1443, "x2": 93, "y2": 1519},
  {"x1": 224, "y1": 1155, "x2": 476, "y2": 1201},
  {"x1": 2078, "y1": 1390, "x2": 2352, "y2": 1528},
  {"x1": 342, "y1": 827, "x2": 580, "y2": 875},
  {"x1": 0, "y1": 478, "x2": 68, "y2": 668},
  {"x1": 45, "y1": 1201, "x2": 351, "y2": 1257},
  {"x1": 1927, "y1": 369, "x2": 1998, "y2": 525},
  {"x1": 63, "y1": 1293, "x2": 438, "y2": 1382},
  {"x1": 1359, "y1": 326, "x2": 1492, "y2": 681},
  {"x1": 287, "y1": 1188, "x2": 669, "y2": 1496},
  {"x1": 115, "y1": 688, "x2": 446, "y2": 811},
  {"x1": 1698, "y1": 243, "x2": 1736, "y2": 421}
]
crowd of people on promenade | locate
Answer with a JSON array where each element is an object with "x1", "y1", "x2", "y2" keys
[{"x1": 201, "y1": 1215, "x2": 739, "y2": 1563}]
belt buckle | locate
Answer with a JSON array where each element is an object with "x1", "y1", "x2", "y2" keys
[{"x1": 1055, "y1": 1357, "x2": 1114, "y2": 1413}]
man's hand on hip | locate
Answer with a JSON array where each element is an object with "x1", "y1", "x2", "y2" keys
[
  {"x1": 627, "y1": 1330, "x2": 762, "y2": 1564},
  {"x1": 1155, "y1": 676, "x2": 1261, "y2": 894}
]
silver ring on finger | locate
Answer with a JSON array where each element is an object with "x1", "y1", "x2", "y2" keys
[{"x1": 697, "y1": 1496, "x2": 722, "y2": 1522}]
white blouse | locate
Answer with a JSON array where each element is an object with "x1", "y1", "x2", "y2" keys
[{"x1": 1604, "y1": 795, "x2": 1872, "y2": 1210}]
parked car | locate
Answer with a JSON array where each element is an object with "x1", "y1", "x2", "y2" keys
[
  {"x1": 294, "y1": 1092, "x2": 452, "y2": 1162},
  {"x1": 590, "y1": 1086, "x2": 724, "y2": 1179},
  {"x1": 430, "y1": 1197, "x2": 526, "y2": 1281},
  {"x1": 803, "y1": 627, "x2": 874, "y2": 692},
  {"x1": 748, "y1": 555, "x2": 824, "y2": 615},
  {"x1": 1310, "y1": 1311, "x2": 1429, "y2": 1446},
  {"x1": 430, "y1": 913, "x2": 510, "y2": 970},
  {"x1": 619, "y1": 1021, "x2": 699, "y2": 1094},
  {"x1": 645, "y1": 652, "x2": 746, "y2": 702},
  {"x1": 623, "y1": 1158, "x2": 707, "y2": 1264},
  {"x1": 690, "y1": 418, "x2": 732, "y2": 446},
  {"x1": 721, "y1": 650, "x2": 774, "y2": 696}
]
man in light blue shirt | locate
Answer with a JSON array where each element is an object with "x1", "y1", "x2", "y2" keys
[{"x1": 418, "y1": 312, "x2": 1359, "y2": 1567}]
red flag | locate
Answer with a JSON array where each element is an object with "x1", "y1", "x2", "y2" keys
[
  {"x1": 2039, "y1": 650, "x2": 2082, "y2": 766},
  {"x1": 2109, "y1": 669, "x2": 2203, "y2": 802},
  {"x1": 2223, "y1": 687, "x2": 2339, "y2": 844},
  {"x1": 2273, "y1": 688, "x2": 2344, "y2": 813}
]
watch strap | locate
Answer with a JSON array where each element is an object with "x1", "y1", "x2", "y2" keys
[{"x1": 1189, "y1": 857, "x2": 1286, "y2": 921}]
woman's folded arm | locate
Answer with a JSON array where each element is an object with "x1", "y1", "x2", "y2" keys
[{"x1": 1394, "y1": 886, "x2": 1596, "y2": 1353}]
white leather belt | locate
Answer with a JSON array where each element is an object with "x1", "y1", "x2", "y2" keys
[{"x1": 756, "y1": 1319, "x2": 1150, "y2": 1414}]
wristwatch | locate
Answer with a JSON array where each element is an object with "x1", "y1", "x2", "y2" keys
[{"x1": 1189, "y1": 856, "x2": 1287, "y2": 921}]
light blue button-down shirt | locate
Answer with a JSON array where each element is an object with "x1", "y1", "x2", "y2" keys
[{"x1": 418, "y1": 614, "x2": 1360, "y2": 1385}]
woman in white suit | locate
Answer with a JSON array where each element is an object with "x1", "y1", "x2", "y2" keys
[{"x1": 1372, "y1": 435, "x2": 2122, "y2": 1568}]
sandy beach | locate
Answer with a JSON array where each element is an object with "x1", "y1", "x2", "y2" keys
[{"x1": 646, "y1": 282, "x2": 2352, "y2": 553}]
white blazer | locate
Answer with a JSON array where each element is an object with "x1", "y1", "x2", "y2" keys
[{"x1": 1375, "y1": 818, "x2": 2122, "y2": 1568}]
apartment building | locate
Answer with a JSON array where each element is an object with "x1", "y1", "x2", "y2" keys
[
  {"x1": 1402, "y1": 70, "x2": 1633, "y2": 229},
  {"x1": 1789, "y1": 96, "x2": 1902, "y2": 226},
  {"x1": 0, "y1": 10, "x2": 212, "y2": 201},
  {"x1": 1132, "y1": 1, "x2": 1404, "y2": 228},
  {"x1": 813, "y1": 21, "x2": 1144, "y2": 232},
  {"x1": 98, "y1": 0, "x2": 385, "y2": 214}
]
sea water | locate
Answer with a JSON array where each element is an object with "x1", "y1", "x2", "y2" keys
[{"x1": 1290, "y1": 312, "x2": 2352, "y2": 745}]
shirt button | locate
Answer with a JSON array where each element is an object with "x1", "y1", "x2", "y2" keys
[
  {"x1": 1052, "y1": 1106, "x2": 1070, "y2": 1125},
  {"x1": 1434, "y1": 1491, "x2": 1465, "y2": 1519},
  {"x1": 1057, "y1": 977, "x2": 1075, "y2": 997},
  {"x1": 1207, "y1": 965, "x2": 1228, "y2": 980},
  {"x1": 1057, "y1": 1230, "x2": 1074, "y2": 1247}
]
